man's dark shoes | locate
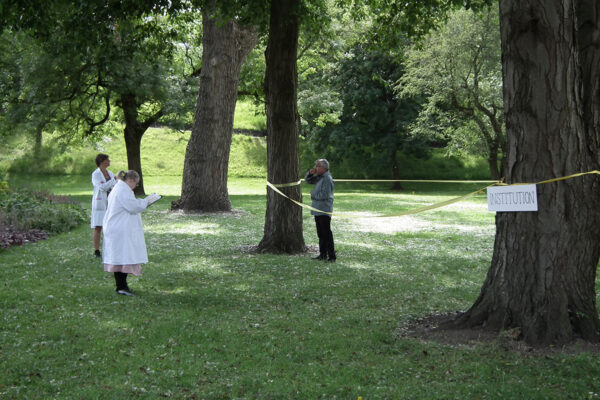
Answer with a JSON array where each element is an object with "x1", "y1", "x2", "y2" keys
[
  {"x1": 94, "y1": 250, "x2": 101, "y2": 258},
  {"x1": 116, "y1": 288, "x2": 134, "y2": 296},
  {"x1": 327, "y1": 258, "x2": 336, "y2": 263},
  {"x1": 312, "y1": 255, "x2": 327, "y2": 260}
]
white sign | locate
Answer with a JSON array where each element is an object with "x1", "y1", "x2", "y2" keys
[{"x1": 487, "y1": 184, "x2": 538, "y2": 212}]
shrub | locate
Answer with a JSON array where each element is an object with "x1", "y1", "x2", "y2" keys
[{"x1": 0, "y1": 187, "x2": 87, "y2": 246}]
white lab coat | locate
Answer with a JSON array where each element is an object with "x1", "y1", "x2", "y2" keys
[
  {"x1": 90, "y1": 168, "x2": 116, "y2": 228},
  {"x1": 102, "y1": 180, "x2": 150, "y2": 266}
]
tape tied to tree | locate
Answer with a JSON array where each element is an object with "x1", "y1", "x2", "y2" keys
[{"x1": 270, "y1": 180, "x2": 302, "y2": 188}]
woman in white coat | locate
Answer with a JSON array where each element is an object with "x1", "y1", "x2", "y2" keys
[
  {"x1": 91, "y1": 154, "x2": 117, "y2": 258},
  {"x1": 102, "y1": 170, "x2": 160, "y2": 296}
]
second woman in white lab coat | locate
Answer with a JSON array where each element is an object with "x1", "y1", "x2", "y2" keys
[
  {"x1": 91, "y1": 153, "x2": 117, "y2": 258},
  {"x1": 102, "y1": 170, "x2": 160, "y2": 296}
]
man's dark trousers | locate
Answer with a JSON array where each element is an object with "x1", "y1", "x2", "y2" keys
[{"x1": 315, "y1": 215, "x2": 336, "y2": 260}]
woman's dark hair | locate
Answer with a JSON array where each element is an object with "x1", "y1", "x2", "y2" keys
[{"x1": 95, "y1": 153, "x2": 109, "y2": 167}]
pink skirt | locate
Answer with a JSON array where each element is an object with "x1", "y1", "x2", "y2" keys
[{"x1": 104, "y1": 264, "x2": 142, "y2": 276}]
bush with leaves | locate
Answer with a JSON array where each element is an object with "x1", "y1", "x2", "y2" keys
[{"x1": 0, "y1": 186, "x2": 86, "y2": 249}]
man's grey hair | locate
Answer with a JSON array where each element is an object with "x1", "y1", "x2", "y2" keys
[{"x1": 316, "y1": 159, "x2": 329, "y2": 170}]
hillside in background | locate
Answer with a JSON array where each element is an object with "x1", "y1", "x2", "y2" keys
[{"x1": 0, "y1": 101, "x2": 490, "y2": 180}]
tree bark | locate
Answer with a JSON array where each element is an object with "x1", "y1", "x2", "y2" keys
[
  {"x1": 256, "y1": 0, "x2": 306, "y2": 253},
  {"x1": 33, "y1": 124, "x2": 43, "y2": 159},
  {"x1": 121, "y1": 93, "x2": 146, "y2": 196},
  {"x1": 173, "y1": 7, "x2": 258, "y2": 212},
  {"x1": 486, "y1": 141, "x2": 500, "y2": 181},
  {"x1": 391, "y1": 149, "x2": 403, "y2": 191},
  {"x1": 449, "y1": 0, "x2": 600, "y2": 346},
  {"x1": 120, "y1": 93, "x2": 164, "y2": 196}
]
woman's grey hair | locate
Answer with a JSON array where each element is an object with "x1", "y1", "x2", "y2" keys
[
  {"x1": 117, "y1": 170, "x2": 140, "y2": 181},
  {"x1": 316, "y1": 159, "x2": 329, "y2": 170}
]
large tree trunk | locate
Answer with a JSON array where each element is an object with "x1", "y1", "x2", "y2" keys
[
  {"x1": 450, "y1": 0, "x2": 600, "y2": 346},
  {"x1": 121, "y1": 93, "x2": 146, "y2": 196},
  {"x1": 173, "y1": 7, "x2": 258, "y2": 212},
  {"x1": 256, "y1": 0, "x2": 305, "y2": 253}
]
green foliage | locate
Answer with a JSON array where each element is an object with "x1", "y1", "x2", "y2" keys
[
  {"x1": 0, "y1": 187, "x2": 86, "y2": 234},
  {"x1": 304, "y1": 40, "x2": 421, "y2": 179},
  {"x1": 361, "y1": 0, "x2": 495, "y2": 45},
  {"x1": 4, "y1": 122, "x2": 121, "y2": 175},
  {"x1": 400, "y1": 6, "x2": 504, "y2": 162},
  {"x1": 238, "y1": 42, "x2": 267, "y2": 104},
  {"x1": 305, "y1": 147, "x2": 490, "y2": 180},
  {"x1": 296, "y1": 4, "x2": 375, "y2": 135},
  {"x1": 395, "y1": 148, "x2": 490, "y2": 180},
  {"x1": 0, "y1": 3, "x2": 201, "y2": 147}
]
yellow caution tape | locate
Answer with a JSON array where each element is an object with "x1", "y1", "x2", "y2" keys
[
  {"x1": 266, "y1": 181, "x2": 335, "y2": 216},
  {"x1": 272, "y1": 178, "x2": 497, "y2": 187},
  {"x1": 266, "y1": 180, "x2": 492, "y2": 218},
  {"x1": 271, "y1": 180, "x2": 302, "y2": 188},
  {"x1": 334, "y1": 179, "x2": 498, "y2": 183},
  {"x1": 495, "y1": 170, "x2": 600, "y2": 186},
  {"x1": 266, "y1": 170, "x2": 600, "y2": 218},
  {"x1": 376, "y1": 184, "x2": 494, "y2": 217}
]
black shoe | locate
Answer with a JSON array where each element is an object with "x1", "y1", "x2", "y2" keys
[
  {"x1": 327, "y1": 258, "x2": 336, "y2": 263},
  {"x1": 312, "y1": 255, "x2": 326, "y2": 260},
  {"x1": 94, "y1": 250, "x2": 101, "y2": 258},
  {"x1": 116, "y1": 289, "x2": 134, "y2": 296}
]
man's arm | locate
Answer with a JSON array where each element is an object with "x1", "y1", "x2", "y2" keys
[{"x1": 304, "y1": 170, "x2": 318, "y2": 184}]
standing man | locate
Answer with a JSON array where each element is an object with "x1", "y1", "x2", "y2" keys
[{"x1": 304, "y1": 159, "x2": 336, "y2": 262}]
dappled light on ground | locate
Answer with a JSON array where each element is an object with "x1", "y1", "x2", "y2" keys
[
  {"x1": 147, "y1": 219, "x2": 222, "y2": 235},
  {"x1": 3, "y1": 179, "x2": 598, "y2": 399},
  {"x1": 341, "y1": 211, "x2": 493, "y2": 235}
]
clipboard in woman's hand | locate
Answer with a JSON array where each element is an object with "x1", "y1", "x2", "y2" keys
[{"x1": 146, "y1": 193, "x2": 162, "y2": 207}]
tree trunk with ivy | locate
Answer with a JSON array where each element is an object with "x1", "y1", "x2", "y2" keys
[
  {"x1": 257, "y1": 0, "x2": 306, "y2": 253},
  {"x1": 173, "y1": 6, "x2": 258, "y2": 212},
  {"x1": 449, "y1": 0, "x2": 600, "y2": 345}
]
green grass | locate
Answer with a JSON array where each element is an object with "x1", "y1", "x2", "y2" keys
[
  {"x1": 1, "y1": 99, "x2": 268, "y2": 178},
  {"x1": 233, "y1": 101, "x2": 267, "y2": 131},
  {"x1": 2, "y1": 177, "x2": 599, "y2": 399},
  {"x1": 2, "y1": 128, "x2": 267, "y2": 178}
]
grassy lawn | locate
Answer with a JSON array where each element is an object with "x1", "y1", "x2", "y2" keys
[{"x1": 1, "y1": 177, "x2": 599, "y2": 399}]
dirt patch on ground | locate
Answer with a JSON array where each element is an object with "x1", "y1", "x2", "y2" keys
[{"x1": 398, "y1": 312, "x2": 600, "y2": 355}]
